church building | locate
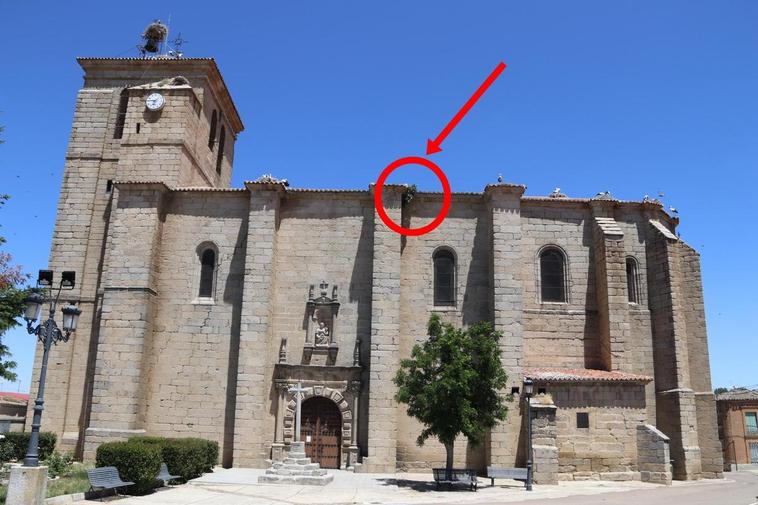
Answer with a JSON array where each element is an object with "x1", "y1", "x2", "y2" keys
[{"x1": 29, "y1": 56, "x2": 723, "y2": 482}]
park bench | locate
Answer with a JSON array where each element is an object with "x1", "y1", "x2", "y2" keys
[
  {"x1": 432, "y1": 468, "x2": 478, "y2": 491},
  {"x1": 86, "y1": 466, "x2": 135, "y2": 496},
  {"x1": 486, "y1": 466, "x2": 528, "y2": 488},
  {"x1": 157, "y1": 462, "x2": 182, "y2": 486}
]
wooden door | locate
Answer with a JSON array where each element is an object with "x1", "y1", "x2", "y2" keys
[{"x1": 300, "y1": 396, "x2": 341, "y2": 469}]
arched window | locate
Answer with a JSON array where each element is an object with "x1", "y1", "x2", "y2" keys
[
  {"x1": 216, "y1": 125, "x2": 226, "y2": 174},
  {"x1": 626, "y1": 257, "x2": 640, "y2": 304},
  {"x1": 208, "y1": 110, "x2": 218, "y2": 150},
  {"x1": 540, "y1": 247, "x2": 566, "y2": 302},
  {"x1": 433, "y1": 248, "x2": 456, "y2": 306},
  {"x1": 198, "y1": 248, "x2": 216, "y2": 299}
]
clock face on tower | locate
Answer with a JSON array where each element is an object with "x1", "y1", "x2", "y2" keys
[{"x1": 145, "y1": 92, "x2": 165, "y2": 111}]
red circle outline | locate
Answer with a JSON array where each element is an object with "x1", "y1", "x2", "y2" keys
[{"x1": 374, "y1": 156, "x2": 451, "y2": 236}]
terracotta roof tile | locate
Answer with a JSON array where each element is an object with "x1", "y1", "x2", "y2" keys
[
  {"x1": 716, "y1": 388, "x2": 758, "y2": 401},
  {"x1": 0, "y1": 392, "x2": 29, "y2": 402},
  {"x1": 524, "y1": 367, "x2": 653, "y2": 383},
  {"x1": 173, "y1": 187, "x2": 246, "y2": 192}
]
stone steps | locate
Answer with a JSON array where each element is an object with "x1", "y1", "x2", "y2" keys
[
  {"x1": 283, "y1": 457, "x2": 311, "y2": 465},
  {"x1": 258, "y1": 441, "x2": 333, "y2": 486},
  {"x1": 272, "y1": 462, "x2": 321, "y2": 471},
  {"x1": 258, "y1": 474, "x2": 334, "y2": 486},
  {"x1": 265, "y1": 467, "x2": 327, "y2": 477}
]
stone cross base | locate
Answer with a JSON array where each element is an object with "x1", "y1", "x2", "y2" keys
[
  {"x1": 6, "y1": 466, "x2": 48, "y2": 505},
  {"x1": 258, "y1": 442, "x2": 334, "y2": 486}
]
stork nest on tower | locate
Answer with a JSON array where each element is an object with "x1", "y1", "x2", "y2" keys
[{"x1": 141, "y1": 20, "x2": 168, "y2": 53}]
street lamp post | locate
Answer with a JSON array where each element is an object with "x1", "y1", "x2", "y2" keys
[
  {"x1": 523, "y1": 377, "x2": 534, "y2": 491},
  {"x1": 22, "y1": 270, "x2": 81, "y2": 467}
]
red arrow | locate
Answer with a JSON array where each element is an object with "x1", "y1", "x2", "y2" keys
[{"x1": 426, "y1": 61, "x2": 507, "y2": 155}]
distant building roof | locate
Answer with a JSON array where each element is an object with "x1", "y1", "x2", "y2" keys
[
  {"x1": 716, "y1": 388, "x2": 758, "y2": 401},
  {"x1": 0, "y1": 392, "x2": 29, "y2": 404},
  {"x1": 524, "y1": 367, "x2": 653, "y2": 383}
]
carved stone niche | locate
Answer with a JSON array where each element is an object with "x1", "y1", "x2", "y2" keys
[{"x1": 303, "y1": 281, "x2": 340, "y2": 365}]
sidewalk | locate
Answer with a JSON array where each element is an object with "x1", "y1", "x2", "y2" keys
[{"x1": 68, "y1": 467, "x2": 713, "y2": 505}]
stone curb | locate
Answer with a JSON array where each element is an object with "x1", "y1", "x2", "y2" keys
[{"x1": 45, "y1": 492, "x2": 85, "y2": 504}]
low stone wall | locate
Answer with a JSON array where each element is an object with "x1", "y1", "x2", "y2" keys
[
  {"x1": 636, "y1": 424, "x2": 672, "y2": 485},
  {"x1": 546, "y1": 383, "x2": 646, "y2": 481}
]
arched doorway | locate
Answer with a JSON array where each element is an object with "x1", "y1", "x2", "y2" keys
[{"x1": 301, "y1": 396, "x2": 342, "y2": 469}]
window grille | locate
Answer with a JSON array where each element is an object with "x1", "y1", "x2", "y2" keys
[
  {"x1": 198, "y1": 248, "x2": 216, "y2": 298},
  {"x1": 433, "y1": 249, "x2": 455, "y2": 306},
  {"x1": 540, "y1": 248, "x2": 566, "y2": 302}
]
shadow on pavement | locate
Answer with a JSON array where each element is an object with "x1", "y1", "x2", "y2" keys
[{"x1": 374, "y1": 478, "x2": 489, "y2": 492}]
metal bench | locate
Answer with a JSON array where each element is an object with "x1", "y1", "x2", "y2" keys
[
  {"x1": 157, "y1": 462, "x2": 181, "y2": 486},
  {"x1": 87, "y1": 466, "x2": 135, "y2": 496},
  {"x1": 432, "y1": 468, "x2": 478, "y2": 491},
  {"x1": 487, "y1": 466, "x2": 528, "y2": 488}
]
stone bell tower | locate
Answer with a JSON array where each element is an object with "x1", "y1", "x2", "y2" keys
[{"x1": 26, "y1": 55, "x2": 244, "y2": 455}]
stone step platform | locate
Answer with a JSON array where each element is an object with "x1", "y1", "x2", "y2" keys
[
  {"x1": 271, "y1": 462, "x2": 321, "y2": 471},
  {"x1": 258, "y1": 441, "x2": 333, "y2": 486},
  {"x1": 283, "y1": 457, "x2": 312, "y2": 465},
  {"x1": 265, "y1": 467, "x2": 327, "y2": 477},
  {"x1": 258, "y1": 473, "x2": 334, "y2": 486}
]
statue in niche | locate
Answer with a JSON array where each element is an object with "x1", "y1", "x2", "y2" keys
[
  {"x1": 314, "y1": 321, "x2": 330, "y2": 346},
  {"x1": 306, "y1": 283, "x2": 338, "y2": 351}
]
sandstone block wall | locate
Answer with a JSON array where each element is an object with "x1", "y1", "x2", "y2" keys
[
  {"x1": 530, "y1": 400, "x2": 559, "y2": 484},
  {"x1": 487, "y1": 185, "x2": 525, "y2": 469},
  {"x1": 520, "y1": 202, "x2": 598, "y2": 369},
  {"x1": 547, "y1": 382, "x2": 646, "y2": 481},
  {"x1": 272, "y1": 193, "x2": 374, "y2": 369},
  {"x1": 142, "y1": 191, "x2": 248, "y2": 465},
  {"x1": 637, "y1": 424, "x2": 672, "y2": 484},
  {"x1": 397, "y1": 195, "x2": 489, "y2": 470},
  {"x1": 232, "y1": 184, "x2": 280, "y2": 467},
  {"x1": 83, "y1": 184, "x2": 168, "y2": 459},
  {"x1": 361, "y1": 185, "x2": 402, "y2": 473}
]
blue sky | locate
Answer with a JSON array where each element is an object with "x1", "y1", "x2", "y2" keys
[{"x1": 0, "y1": 1, "x2": 756, "y2": 392}]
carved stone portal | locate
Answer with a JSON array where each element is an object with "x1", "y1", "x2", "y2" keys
[{"x1": 271, "y1": 368, "x2": 362, "y2": 471}]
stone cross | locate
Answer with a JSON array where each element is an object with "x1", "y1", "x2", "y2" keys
[{"x1": 288, "y1": 382, "x2": 308, "y2": 442}]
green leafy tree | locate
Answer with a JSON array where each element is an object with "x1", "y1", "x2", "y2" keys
[
  {"x1": 713, "y1": 387, "x2": 728, "y2": 395},
  {"x1": 394, "y1": 314, "x2": 508, "y2": 472}
]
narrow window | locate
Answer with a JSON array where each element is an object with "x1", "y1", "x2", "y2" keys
[
  {"x1": 538, "y1": 387, "x2": 547, "y2": 395},
  {"x1": 577, "y1": 412, "x2": 589, "y2": 429},
  {"x1": 433, "y1": 248, "x2": 455, "y2": 306},
  {"x1": 626, "y1": 257, "x2": 639, "y2": 304},
  {"x1": 540, "y1": 248, "x2": 566, "y2": 302},
  {"x1": 750, "y1": 442, "x2": 758, "y2": 464},
  {"x1": 216, "y1": 125, "x2": 226, "y2": 174},
  {"x1": 113, "y1": 90, "x2": 129, "y2": 139},
  {"x1": 746, "y1": 412, "x2": 758, "y2": 434},
  {"x1": 511, "y1": 387, "x2": 520, "y2": 395},
  {"x1": 106, "y1": 180, "x2": 113, "y2": 193},
  {"x1": 208, "y1": 110, "x2": 218, "y2": 150},
  {"x1": 198, "y1": 248, "x2": 216, "y2": 298},
  {"x1": 135, "y1": 123, "x2": 141, "y2": 134}
]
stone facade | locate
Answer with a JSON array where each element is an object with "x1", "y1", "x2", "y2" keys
[
  {"x1": 637, "y1": 424, "x2": 673, "y2": 484},
  {"x1": 28, "y1": 57, "x2": 723, "y2": 481},
  {"x1": 716, "y1": 389, "x2": 758, "y2": 470}
]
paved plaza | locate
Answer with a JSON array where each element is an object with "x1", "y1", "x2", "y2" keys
[{"x1": 66, "y1": 468, "x2": 758, "y2": 505}]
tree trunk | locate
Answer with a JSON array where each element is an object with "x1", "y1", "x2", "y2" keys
[{"x1": 445, "y1": 441, "x2": 454, "y2": 478}]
